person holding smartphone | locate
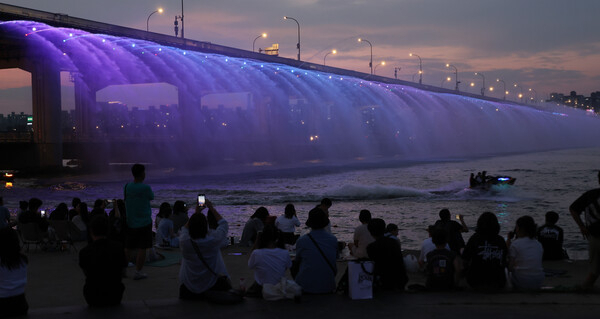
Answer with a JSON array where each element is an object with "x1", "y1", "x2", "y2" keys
[{"x1": 179, "y1": 199, "x2": 236, "y2": 300}]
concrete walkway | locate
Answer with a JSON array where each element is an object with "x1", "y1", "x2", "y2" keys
[{"x1": 20, "y1": 243, "x2": 600, "y2": 319}]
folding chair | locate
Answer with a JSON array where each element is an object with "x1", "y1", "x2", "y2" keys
[
  {"x1": 18, "y1": 222, "x2": 43, "y2": 252},
  {"x1": 49, "y1": 220, "x2": 78, "y2": 252}
]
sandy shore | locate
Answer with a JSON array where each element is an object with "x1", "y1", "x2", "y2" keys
[{"x1": 18, "y1": 241, "x2": 600, "y2": 318}]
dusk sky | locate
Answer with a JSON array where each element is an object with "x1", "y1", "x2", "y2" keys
[{"x1": 1, "y1": 0, "x2": 600, "y2": 112}]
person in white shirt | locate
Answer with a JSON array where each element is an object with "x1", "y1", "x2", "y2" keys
[
  {"x1": 179, "y1": 201, "x2": 230, "y2": 299},
  {"x1": 248, "y1": 225, "x2": 292, "y2": 296},
  {"x1": 275, "y1": 204, "x2": 301, "y2": 245},
  {"x1": 349, "y1": 210, "x2": 375, "y2": 259},
  {"x1": 419, "y1": 225, "x2": 450, "y2": 269},
  {"x1": 507, "y1": 215, "x2": 544, "y2": 290}
]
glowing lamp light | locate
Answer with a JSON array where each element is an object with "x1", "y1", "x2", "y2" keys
[
  {"x1": 498, "y1": 177, "x2": 510, "y2": 181},
  {"x1": 5, "y1": 182, "x2": 13, "y2": 189},
  {"x1": 32, "y1": 27, "x2": 37, "y2": 31}
]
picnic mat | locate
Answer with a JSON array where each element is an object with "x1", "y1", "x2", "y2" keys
[{"x1": 145, "y1": 250, "x2": 182, "y2": 267}]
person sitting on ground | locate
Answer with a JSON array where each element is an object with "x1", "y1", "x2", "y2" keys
[
  {"x1": 49, "y1": 202, "x2": 69, "y2": 221},
  {"x1": 315, "y1": 198, "x2": 333, "y2": 233},
  {"x1": 384, "y1": 223, "x2": 401, "y2": 247},
  {"x1": 247, "y1": 224, "x2": 292, "y2": 296},
  {"x1": 425, "y1": 228, "x2": 460, "y2": 291},
  {"x1": 170, "y1": 200, "x2": 189, "y2": 234},
  {"x1": 294, "y1": 207, "x2": 338, "y2": 294},
  {"x1": 462, "y1": 212, "x2": 507, "y2": 291},
  {"x1": 507, "y1": 215, "x2": 544, "y2": 291},
  {"x1": 16, "y1": 201, "x2": 28, "y2": 221},
  {"x1": 0, "y1": 227, "x2": 29, "y2": 317},
  {"x1": 179, "y1": 201, "x2": 232, "y2": 299},
  {"x1": 155, "y1": 202, "x2": 179, "y2": 248},
  {"x1": 275, "y1": 203, "x2": 301, "y2": 245},
  {"x1": 367, "y1": 218, "x2": 408, "y2": 292},
  {"x1": 68, "y1": 197, "x2": 81, "y2": 220},
  {"x1": 79, "y1": 215, "x2": 128, "y2": 307},
  {"x1": 89, "y1": 199, "x2": 107, "y2": 219},
  {"x1": 240, "y1": 207, "x2": 269, "y2": 247},
  {"x1": 349, "y1": 209, "x2": 375, "y2": 259},
  {"x1": 433, "y1": 208, "x2": 468, "y2": 254},
  {"x1": 537, "y1": 211, "x2": 567, "y2": 260},
  {"x1": 418, "y1": 225, "x2": 450, "y2": 269},
  {"x1": 18, "y1": 198, "x2": 49, "y2": 234},
  {"x1": 108, "y1": 199, "x2": 126, "y2": 245},
  {"x1": 0, "y1": 197, "x2": 10, "y2": 229},
  {"x1": 71, "y1": 202, "x2": 89, "y2": 241}
]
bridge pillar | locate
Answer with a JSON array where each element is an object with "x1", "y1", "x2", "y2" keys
[
  {"x1": 31, "y1": 59, "x2": 62, "y2": 170},
  {"x1": 74, "y1": 76, "x2": 95, "y2": 138}
]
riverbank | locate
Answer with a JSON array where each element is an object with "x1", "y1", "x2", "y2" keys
[{"x1": 21, "y1": 241, "x2": 599, "y2": 318}]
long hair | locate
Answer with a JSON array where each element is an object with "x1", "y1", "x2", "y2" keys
[
  {"x1": 0, "y1": 228, "x2": 28, "y2": 270},
  {"x1": 475, "y1": 212, "x2": 500, "y2": 238}
]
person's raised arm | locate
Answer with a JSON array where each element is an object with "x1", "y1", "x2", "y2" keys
[
  {"x1": 206, "y1": 200, "x2": 222, "y2": 222},
  {"x1": 457, "y1": 214, "x2": 469, "y2": 232}
]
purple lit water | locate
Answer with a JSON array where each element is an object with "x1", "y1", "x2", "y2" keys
[{"x1": 3, "y1": 147, "x2": 599, "y2": 259}]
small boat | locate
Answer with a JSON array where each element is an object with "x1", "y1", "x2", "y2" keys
[{"x1": 470, "y1": 174, "x2": 516, "y2": 190}]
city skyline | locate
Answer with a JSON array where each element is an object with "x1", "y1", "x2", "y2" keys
[{"x1": 1, "y1": 0, "x2": 599, "y2": 113}]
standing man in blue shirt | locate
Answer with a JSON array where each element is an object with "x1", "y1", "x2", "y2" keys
[{"x1": 124, "y1": 164, "x2": 154, "y2": 280}]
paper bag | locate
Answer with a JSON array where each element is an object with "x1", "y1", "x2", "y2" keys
[{"x1": 347, "y1": 260, "x2": 374, "y2": 300}]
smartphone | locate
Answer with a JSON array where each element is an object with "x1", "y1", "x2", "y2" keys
[
  {"x1": 41, "y1": 210, "x2": 46, "y2": 217},
  {"x1": 197, "y1": 194, "x2": 206, "y2": 207},
  {"x1": 455, "y1": 214, "x2": 460, "y2": 220}
]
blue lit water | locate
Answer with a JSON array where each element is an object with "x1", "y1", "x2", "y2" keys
[{"x1": 3, "y1": 147, "x2": 598, "y2": 259}]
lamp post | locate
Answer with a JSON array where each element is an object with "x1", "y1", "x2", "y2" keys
[
  {"x1": 409, "y1": 53, "x2": 422, "y2": 84},
  {"x1": 394, "y1": 67, "x2": 401, "y2": 79},
  {"x1": 283, "y1": 16, "x2": 300, "y2": 61},
  {"x1": 474, "y1": 72, "x2": 485, "y2": 96},
  {"x1": 514, "y1": 83, "x2": 523, "y2": 102},
  {"x1": 358, "y1": 38, "x2": 373, "y2": 74},
  {"x1": 529, "y1": 88, "x2": 537, "y2": 104},
  {"x1": 441, "y1": 76, "x2": 451, "y2": 88},
  {"x1": 147, "y1": 8, "x2": 163, "y2": 32},
  {"x1": 253, "y1": 33, "x2": 267, "y2": 52},
  {"x1": 445, "y1": 63, "x2": 459, "y2": 91},
  {"x1": 374, "y1": 61, "x2": 386, "y2": 75},
  {"x1": 496, "y1": 78, "x2": 506, "y2": 100},
  {"x1": 323, "y1": 49, "x2": 337, "y2": 66}
]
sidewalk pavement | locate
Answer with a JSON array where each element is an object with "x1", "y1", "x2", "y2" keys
[{"x1": 22, "y1": 243, "x2": 600, "y2": 319}]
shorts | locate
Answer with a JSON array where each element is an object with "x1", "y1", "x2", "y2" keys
[
  {"x1": 589, "y1": 235, "x2": 600, "y2": 276},
  {"x1": 126, "y1": 224, "x2": 152, "y2": 249}
]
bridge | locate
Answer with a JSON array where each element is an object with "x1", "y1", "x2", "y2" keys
[{"x1": 0, "y1": 3, "x2": 514, "y2": 171}]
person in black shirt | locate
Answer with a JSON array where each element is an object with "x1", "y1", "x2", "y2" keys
[
  {"x1": 570, "y1": 170, "x2": 600, "y2": 290},
  {"x1": 79, "y1": 215, "x2": 127, "y2": 307},
  {"x1": 366, "y1": 218, "x2": 408, "y2": 292},
  {"x1": 462, "y1": 212, "x2": 507, "y2": 291},
  {"x1": 433, "y1": 209, "x2": 468, "y2": 254},
  {"x1": 537, "y1": 211, "x2": 567, "y2": 260}
]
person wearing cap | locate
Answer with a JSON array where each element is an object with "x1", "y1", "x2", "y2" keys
[{"x1": 294, "y1": 207, "x2": 338, "y2": 294}]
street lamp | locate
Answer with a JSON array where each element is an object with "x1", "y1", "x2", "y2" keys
[
  {"x1": 514, "y1": 83, "x2": 523, "y2": 102},
  {"x1": 445, "y1": 63, "x2": 459, "y2": 91},
  {"x1": 441, "y1": 76, "x2": 452, "y2": 88},
  {"x1": 474, "y1": 72, "x2": 486, "y2": 96},
  {"x1": 529, "y1": 88, "x2": 537, "y2": 104},
  {"x1": 323, "y1": 49, "x2": 337, "y2": 66},
  {"x1": 409, "y1": 53, "x2": 422, "y2": 84},
  {"x1": 283, "y1": 16, "x2": 301, "y2": 61},
  {"x1": 358, "y1": 38, "x2": 373, "y2": 74},
  {"x1": 147, "y1": 8, "x2": 163, "y2": 32},
  {"x1": 496, "y1": 78, "x2": 506, "y2": 100},
  {"x1": 394, "y1": 67, "x2": 401, "y2": 79},
  {"x1": 374, "y1": 61, "x2": 386, "y2": 75},
  {"x1": 253, "y1": 33, "x2": 267, "y2": 52}
]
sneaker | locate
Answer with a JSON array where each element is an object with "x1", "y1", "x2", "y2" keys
[{"x1": 133, "y1": 272, "x2": 148, "y2": 280}]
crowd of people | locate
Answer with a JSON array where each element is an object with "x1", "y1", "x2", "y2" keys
[{"x1": 1, "y1": 167, "x2": 599, "y2": 316}]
